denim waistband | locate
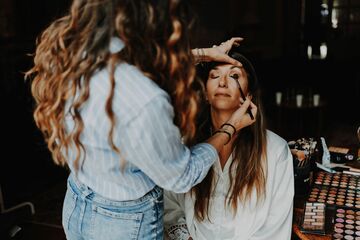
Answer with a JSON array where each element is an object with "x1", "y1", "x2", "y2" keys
[{"x1": 67, "y1": 173, "x2": 162, "y2": 207}]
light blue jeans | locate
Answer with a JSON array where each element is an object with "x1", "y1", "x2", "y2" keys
[{"x1": 62, "y1": 174, "x2": 164, "y2": 240}]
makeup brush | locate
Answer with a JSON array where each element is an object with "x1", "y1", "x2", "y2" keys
[{"x1": 237, "y1": 82, "x2": 254, "y2": 120}]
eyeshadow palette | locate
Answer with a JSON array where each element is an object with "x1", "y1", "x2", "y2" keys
[
  {"x1": 314, "y1": 172, "x2": 360, "y2": 190},
  {"x1": 333, "y1": 208, "x2": 360, "y2": 239},
  {"x1": 308, "y1": 185, "x2": 360, "y2": 209},
  {"x1": 300, "y1": 202, "x2": 326, "y2": 235}
]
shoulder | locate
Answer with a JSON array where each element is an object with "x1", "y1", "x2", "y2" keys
[
  {"x1": 115, "y1": 63, "x2": 169, "y2": 103},
  {"x1": 266, "y1": 130, "x2": 288, "y2": 149},
  {"x1": 107, "y1": 63, "x2": 172, "y2": 123},
  {"x1": 266, "y1": 130, "x2": 292, "y2": 165}
]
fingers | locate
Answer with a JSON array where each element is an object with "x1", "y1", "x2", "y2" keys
[
  {"x1": 239, "y1": 98, "x2": 257, "y2": 122},
  {"x1": 218, "y1": 37, "x2": 244, "y2": 49},
  {"x1": 237, "y1": 97, "x2": 251, "y2": 115},
  {"x1": 228, "y1": 37, "x2": 243, "y2": 47},
  {"x1": 220, "y1": 54, "x2": 242, "y2": 67},
  {"x1": 249, "y1": 101, "x2": 257, "y2": 120}
]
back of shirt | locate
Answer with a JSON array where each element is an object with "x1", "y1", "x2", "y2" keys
[{"x1": 64, "y1": 38, "x2": 217, "y2": 201}]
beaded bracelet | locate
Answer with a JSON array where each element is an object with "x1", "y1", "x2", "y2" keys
[{"x1": 200, "y1": 48, "x2": 205, "y2": 62}]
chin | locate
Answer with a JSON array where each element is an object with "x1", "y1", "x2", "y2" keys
[{"x1": 212, "y1": 102, "x2": 238, "y2": 111}]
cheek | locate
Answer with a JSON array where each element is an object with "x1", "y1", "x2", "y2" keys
[
  {"x1": 231, "y1": 91, "x2": 241, "y2": 104},
  {"x1": 206, "y1": 82, "x2": 216, "y2": 98}
]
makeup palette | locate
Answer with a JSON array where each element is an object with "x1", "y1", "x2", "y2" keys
[
  {"x1": 314, "y1": 172, "x2": 360, "y2": 190},
  {"x1": 308, "y1": 185, "x2": 360, "y2": 208},
  {"x1": 300, "y1": 202, "x2": 326, "y2": 235},
  {"x1": 307, "y1": 172, "x2": 360, "y2": 209},
  {"x1": 333, "y1": 208, "x2": 360, "y2": 239}
]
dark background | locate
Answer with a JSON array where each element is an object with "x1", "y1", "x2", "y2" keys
[{"x1": 0, "y1": 0, "x2": 359, "y2": 211}]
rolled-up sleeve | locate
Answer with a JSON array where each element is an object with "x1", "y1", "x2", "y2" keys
[{"x1": 119, "y1": 94, "x2": 217, "y2": 193}]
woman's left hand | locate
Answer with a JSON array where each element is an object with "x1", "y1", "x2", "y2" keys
[{"x1": 193, "y1": 37, "x2": 244, "y2": 67}]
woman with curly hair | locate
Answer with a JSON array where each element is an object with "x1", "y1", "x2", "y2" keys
[{"x1": 26, "y1": 0, "x2": 256, "y2": 239}]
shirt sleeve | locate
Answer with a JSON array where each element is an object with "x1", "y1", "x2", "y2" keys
[
  {"x1": 250, "y1": 144, "x2": 294, "y2": 240},
  {"x1": 119, "y1": 94, "x2": 218, "y2": 193},
  {"x1": 164, "y1": 190, "x2": 191, "y2": 240}
]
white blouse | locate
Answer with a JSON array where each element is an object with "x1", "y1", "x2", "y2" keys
[{"x1": 164, "y1": 130, "x2": 294, "y2": 240}]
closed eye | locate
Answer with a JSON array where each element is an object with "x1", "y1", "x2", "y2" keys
[{"x1": 209, "y1": 74, "x2": 219, "y2": 79}]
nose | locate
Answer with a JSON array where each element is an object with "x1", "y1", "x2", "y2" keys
[{"x1": 219, "y1": 76, "x2": 227, "y2": 88}]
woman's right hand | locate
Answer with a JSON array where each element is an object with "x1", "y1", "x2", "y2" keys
[{"x1": 227, "y1": 97, "x2": 257, "y2": 132}]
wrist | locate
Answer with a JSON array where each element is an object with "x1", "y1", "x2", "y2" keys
[
  {"x1": 212, "y1": 122, "x2": 237, "y2": 146},
  {"x1": 192, "y1": 48, "x2": 209, "y2": 64},
  {"x1": 226, "y1": 119, "x2": 241, "y2": 131},
  {"x1": 191, "y1": 49, "x2": 200, "y2": 64},
  {"x1": 201, "y1": 48, "x2": 210, "y2": 62},
  {"x1": 212, "y1": 129, "x2": 232, "y2": 145},
  {"x1": 220, "y1": 123, "x2": 236, "y2": 136},
  {"x1": 192, "y1": 48, "x2": 205, "y2": 64}
]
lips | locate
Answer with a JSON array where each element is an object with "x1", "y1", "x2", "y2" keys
[{"x1": 214, "y1": 93, "x2": 231, "y2": 97}]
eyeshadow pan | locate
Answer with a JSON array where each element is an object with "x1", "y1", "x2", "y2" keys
[{"x1": 333, "y1": 233, "x2": 344, "y2": 239}]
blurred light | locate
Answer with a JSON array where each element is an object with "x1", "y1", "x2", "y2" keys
[
  {"x1": 332, "y1": 9, "x2": 338, "y2": 28},
  {"x1": 307, "y1": 45, "x2": 312, "y2": 60},
  {"x1": 321, "y1": 4, "x2": 329, "y2": 16},
  {"x1": 320, "y1": 43, "x2": 327, "y2": 59}
]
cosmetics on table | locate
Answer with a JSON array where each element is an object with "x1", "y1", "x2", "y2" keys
[
  {"x1": 308, "y1": 185, "x2": 360, "y2": 209},
  {"x1": 307, "y1": 171, "x2": 360, "y2": 209},
  {"x1": 304, "y1": 171, "x2": 360, "y2": 238},
  {"x1": 314, "y1": 172, "x2": 360, "y2": 190},
  {"x1": 300, "y1": 202, "x2": 326, "y2": 235},
  {"x1": 333, "y1": 207, "x2": 360, "y2": 239}
]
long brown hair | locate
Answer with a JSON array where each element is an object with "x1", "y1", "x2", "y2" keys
[
  {"x1": 26, "y1": 0, "x2": 198, "y2": 169},
  {"x1": 192, "y1": 50, "x2": 268, "y2": 221}
]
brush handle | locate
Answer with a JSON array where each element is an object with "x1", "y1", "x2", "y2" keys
[{"x1": 237, "y1": 85, "x2": 254, "y2": 120}]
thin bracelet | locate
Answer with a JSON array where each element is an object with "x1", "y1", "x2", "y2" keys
[
  {"x1": 221, "y1": 123, "x2": 236, "y2": 135},
  {"x1": 194, "y1": 48, "x2": 201, "y2": 65},
  {"x1": 200, "y1": 48, "x2": 206, "y2": 62},
  {"x1": 212, "y1": 129, "x2": 232, "y2": 145}
]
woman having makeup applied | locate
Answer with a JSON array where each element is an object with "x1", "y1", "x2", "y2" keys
[
  {"x1": 25, "y1": 0, "x2": 255, "y2": 239},
  {"x1": 164, "y1": 47, "x2": 294, "y2": 240}
]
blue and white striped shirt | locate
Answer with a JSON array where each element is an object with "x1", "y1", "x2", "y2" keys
[{"x1": 64, "y1": 38, "x2": 217, "y2": 201}]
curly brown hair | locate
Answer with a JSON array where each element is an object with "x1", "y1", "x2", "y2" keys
[{"x1": 26, "y1": 0, "x2": 198, "y2": 170}]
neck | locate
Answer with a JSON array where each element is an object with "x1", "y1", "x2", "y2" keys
[{"x1": 210, "y1": 108, "x2": 234, "y2": 130}]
